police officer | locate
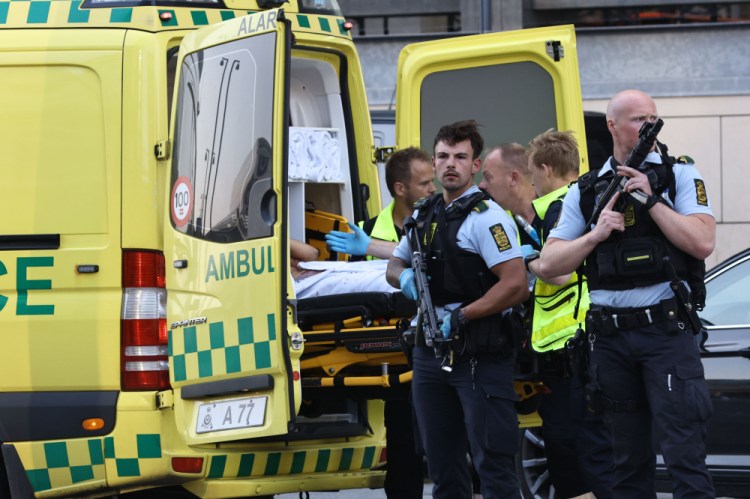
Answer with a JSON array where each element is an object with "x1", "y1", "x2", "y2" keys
[
  {"x1": 539, "y1": 90, "x2": 715, "y2": 498},
  {"x1": 526, "y1": 130, "x2": 613, "y2": 499},
  {"x1": 325, "y1": 147, "x2": 436, "y2": 499},
  {"x1": 386, "y1": 120, "x2": 529, "y2": 499}
]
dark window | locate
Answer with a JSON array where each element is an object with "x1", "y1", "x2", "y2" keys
[{"x1": 419, "y1": 62, "x2": 556, "y2": 151}]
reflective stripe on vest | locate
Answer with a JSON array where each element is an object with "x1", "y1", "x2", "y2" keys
[{"x1": 531, "y1": 185, "x2": 588, "y2": 352}]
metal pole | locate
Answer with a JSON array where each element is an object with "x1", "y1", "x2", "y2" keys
[{"x1": 481, "y1": 0, "x2": 492, "y2": 33}]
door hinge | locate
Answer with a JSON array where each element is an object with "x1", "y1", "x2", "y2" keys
[
  {"x1": 546, "y1": 40, "x2": 564, "y2": 62},
  {"x1": 154, "y1": 139, "x2": 171, "y2": 160},
  {"x1": 374, "y1": 145, "x2": 396, "y2": 164},
  {"x1": 156, "y1": 390, "x2": 174, "y2": 409}
]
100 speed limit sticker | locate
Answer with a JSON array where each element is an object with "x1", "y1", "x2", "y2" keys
[{"x1": 171, "y1": 176, "x2": 194, "y2": 227}]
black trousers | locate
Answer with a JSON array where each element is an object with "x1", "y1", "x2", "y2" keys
[
  {"x1": 411, "y1": 345, "x2": 520, "y2": 499},
  {"x1": 537, "y1": 373, "x2": 615, "y2": 498},
  {"x1": 590, "y1": 321, "x2": 715, "y2": 498}
]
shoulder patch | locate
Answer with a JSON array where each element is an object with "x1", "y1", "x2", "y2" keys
[
  {"x1": 677, "y1": 155, "x2": 695, "y2": 164},
  {"x1": 694, "y1": 179, "x2": 708, "y2": 206},
  {"x1": 489, "y1": 223, "x2": 512, "y2": 252},
  {"x1": 473, "y1": 201, "x2": 489, "y2": 213}
]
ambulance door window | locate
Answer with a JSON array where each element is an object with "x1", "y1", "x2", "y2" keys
[
  {"x1": 419, "y1": 62, "x2": 556, "y2": 149},
  {"x1": 171, "y1": 33, "x2": 276, "y2": 243}
]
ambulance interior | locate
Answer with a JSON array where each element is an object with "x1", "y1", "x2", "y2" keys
[{"x1": 285, "y1": 53, "x2": 413, "y2": 438}]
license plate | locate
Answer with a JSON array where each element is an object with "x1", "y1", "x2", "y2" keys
[{"x1": 196, "y1": 396, "x2": 267, "y2": 434}]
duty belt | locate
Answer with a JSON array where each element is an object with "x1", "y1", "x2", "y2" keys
[{"x1": 587, "y1": 298, "x2": 680, "y2": 332}]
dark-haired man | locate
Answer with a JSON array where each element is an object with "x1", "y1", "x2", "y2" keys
[{"x1": 387, "y1": 120, "x2": 528, "y2": 498}]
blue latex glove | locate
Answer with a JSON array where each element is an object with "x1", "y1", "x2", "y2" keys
[
  {"x1": 520, "y1": 244, "x2": 539, "y2": 259},
  {"x1": 324, "y1": 222, "x2": 371, "y2": 256},
  {"x1": 399, "y1": 269, "x2": 418, "y2": 301},
  {"x1": 439, "y1": 311, "x2": 454, "y2": 340}
]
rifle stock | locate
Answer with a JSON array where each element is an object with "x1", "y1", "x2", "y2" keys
[{"x1": 586, "y1": 118, "x2": 664, "y2": 227}]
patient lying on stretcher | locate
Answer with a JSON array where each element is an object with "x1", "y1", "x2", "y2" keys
[{"x1": 290, "y1": 240, "x2": 398, "y2": 299}]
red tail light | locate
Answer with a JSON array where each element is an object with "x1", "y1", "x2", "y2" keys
[{"x1": 121, "y1": 250, "x2": 170, "y2": 391}]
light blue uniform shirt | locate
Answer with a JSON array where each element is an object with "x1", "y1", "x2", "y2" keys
[
  {"x1": 549, "y1": 152, "x2": 714, "y2": 308},
  {"x1": 393, "y1": 185, "x2": 522, "y2": 315}
]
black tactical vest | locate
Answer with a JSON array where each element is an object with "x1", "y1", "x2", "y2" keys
[
  {"x1": 414, "y1": 192, "x2": 498, "y2": 306},
  {"x1": 578, "y1": 157, "x2": 705, "y2": 306}
]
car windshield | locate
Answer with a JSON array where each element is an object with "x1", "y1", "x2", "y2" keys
[{"x1": 700, "y1": 255, "x2": 750, "y2": 326}]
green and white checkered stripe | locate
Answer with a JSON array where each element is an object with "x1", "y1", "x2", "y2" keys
[
  {"x1": 169, "y1": 313, "x2": 278, "y2": 383},
  {"x1": 103, "y1": 433, "x2": 162, "y2": 479},
  {"x1": 0, "y1": 0, "x2": 351, "y2": 36},
  {"x1": 19, "y1": 438, "x2": 106, "y2": 493},
  {"x1": 16, "y1": 433, "x2": 163, "y2": 493},
  {"x1": 205, "y1": 445, "x2": 379, "y2": 479}
]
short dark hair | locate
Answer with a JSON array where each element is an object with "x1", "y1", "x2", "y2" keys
[
  {"x1": 433, "y1": 120, "x2": 484, "y2": 160},
  {"x1": 384, "y1": 147, "x2": 431, "y2": 198},
  {"x1": 527, "y1": 129, "x2": 580, "y2": 178}
]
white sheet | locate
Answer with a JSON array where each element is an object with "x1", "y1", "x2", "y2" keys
[{"x1": 294, "y1": 259, "x2": 398, "y2": 298}]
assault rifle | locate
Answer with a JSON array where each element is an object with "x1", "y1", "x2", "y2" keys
[
  {"x1": 404, "y1": 216, "x2": 453, "y2": 371},
  {"x1": 586, "y1": 118, "x2": 664, "y2": 227}
]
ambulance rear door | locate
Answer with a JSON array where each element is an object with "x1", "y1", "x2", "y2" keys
[
  {"x1": 165, "y1": 8, "x2": 295, "y2": 444},
  {"x1": 395, "y1": 25, "x2": 588, "y2": 169}
]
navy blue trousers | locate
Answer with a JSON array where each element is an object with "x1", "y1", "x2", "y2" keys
[
  {"x1": 411, "y1": 345, "x2": 520, "y2": 499},
  {"x1": 590, "y1": 322, "x2": 715, "y2": 498},
  {"x1": 538, "y1": 374, "x2": 615, "y2": 498}
]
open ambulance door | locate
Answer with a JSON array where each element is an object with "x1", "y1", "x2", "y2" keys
[
  {"x1": 395, "y1": 25, "x2": 589, "y2": 171},
  {"x1": 164, "y1": 8, "x2": 296, "y2": 445}
]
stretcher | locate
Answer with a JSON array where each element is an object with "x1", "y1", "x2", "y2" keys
[
  {"x1": 297, "y1": 292, "x2": 416, "y2": 387},
  {"x1": 295, "y1": 291, "x2": 544, "y2": 425},
  {"x1": 304, "y1": 209, "x2": 350, "y2": 261}
]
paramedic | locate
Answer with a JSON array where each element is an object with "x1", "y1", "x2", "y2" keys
[
  {"x1": 325, "y1": 147, "x2": 435, "y2": 260},
  {"x1": 525, "y1": 129, "x2": 614, "y2": 498}
]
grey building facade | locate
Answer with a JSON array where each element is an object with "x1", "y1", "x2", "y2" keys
[{"x1": 339, "y1": 0, "x2": 750, "y2": 267}]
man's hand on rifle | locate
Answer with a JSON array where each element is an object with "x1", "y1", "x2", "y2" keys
[
  {"x1": 439, "y1": 308, "x2": 467, "y2": 341},
  {"x1": 591, "y1": 191, "x2": 625, "y2": 243},
  {"x1": 617, "y1": 165, "x2": 654, "y2": 197},
  {"x1": 399, "y1": 269, "x2": 419, "y2": 301}
]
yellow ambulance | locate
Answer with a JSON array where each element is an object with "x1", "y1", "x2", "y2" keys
[{"x1": 0, "y1": 0, "x2": 587, "y2": 496}]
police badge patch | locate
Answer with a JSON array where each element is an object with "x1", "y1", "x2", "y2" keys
[
  {"x1": 694, "y1": 179, "x2": 708, "y2": 206},
  {"x1": 489, "y1": 223, "x2": 512, "y2": 252}
]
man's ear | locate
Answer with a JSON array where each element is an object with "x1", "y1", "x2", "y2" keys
[
  {"x1": 393, "y1": 181, "x2": 406, "y2": 198},
  {"x1": 472, "y1": 157, "x2": 482, "y2": 175},
  {"x1": 508, "y1": 169, "x2": 517, "y2": 185},
  {"x1": 607, "y1": 118, "x2": 617, "y2": 136}
]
